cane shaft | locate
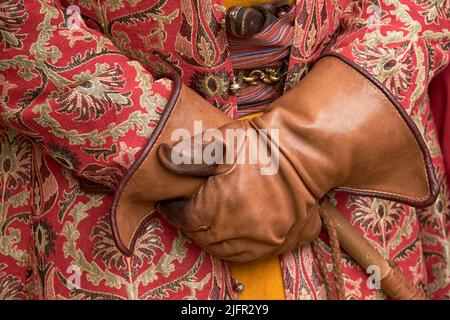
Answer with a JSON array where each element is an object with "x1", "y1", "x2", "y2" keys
[{"x1": 321, "y1": 200, "x2": 426, "y2": 300}]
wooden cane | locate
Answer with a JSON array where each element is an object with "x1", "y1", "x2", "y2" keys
[{"x1": 321, "y1": 199, "x2": 427, "y2": 300}]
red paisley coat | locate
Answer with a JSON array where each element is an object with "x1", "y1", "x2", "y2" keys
[{"x1": 0, "y1": 0, "x2": 449, "y2": 300}]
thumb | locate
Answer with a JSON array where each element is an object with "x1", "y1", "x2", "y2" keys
[
  {"x1": 157, "y1": 130, "x2": 233, "y2": 176},
  {"x1": 156, "y1": 199, "x2": 210, "y2": 233}
]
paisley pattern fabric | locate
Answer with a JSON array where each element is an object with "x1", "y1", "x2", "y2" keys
[{"x1": 0, "y1": 0, "x2": 449, "y2": 300}]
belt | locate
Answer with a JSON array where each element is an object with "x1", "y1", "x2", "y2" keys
[{"x1": 226, "y1": 3, "x2": 295, "y2": 117}]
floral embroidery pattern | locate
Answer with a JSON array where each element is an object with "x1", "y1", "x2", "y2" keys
[
  {"x1": 413, "y1": 0, "x2": 450, "y2": 24},
  {"x1": 33, "y1": 220, "x2": 57, "y2": 256},
  {"x1": 0, "y1": 0, "x2": 28, "y2": 50},
  {"x1": 352, "y1": 45, "x2": 414, "y2": 101},
  {"x1": 190, "y1": 70, "x2": 232, "y2": 100},
  {"x1": 0, "y1": 0, "x2": 448, "y2": 300},
  {"x1": 56, "y1": 64, "x2": 133, "y2": 121},
  {"x1": 0, "y1": 264, "x2": 25, "y2": 300},
  {"x1": 349, "y1": 197, "x2": 404, "y2": 238},
  {"x1": 417, "y1": 167, "x2": 450, "y2": 234}
]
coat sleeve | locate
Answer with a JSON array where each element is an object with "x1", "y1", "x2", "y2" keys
[
  {"x1": 0, "y1": 0, "x2": 174, "y2": 191},
  {"x1": 325, "y1": 0, "x2": 450, "y2": 299},
  {"x1": 326, "y1": 0, "x2": 449, "y2": 118}
]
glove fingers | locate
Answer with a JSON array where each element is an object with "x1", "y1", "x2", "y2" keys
[
  {"x1": 169, "y1": 175, "x2": 281, "y2": 262},
  {"x1": 157, "y1": 198, "x2": 210, "y2": 233},
  {"x1": 158, "y1": 143, "x2": 220, "y2": 177},
  {"x1": 158, "y1": 121, "x2": 251, "y2": 177},
  {"x1": 203, "y1": 238, "x2": 277, "y2": 262},
  {"x1": 158, "y1": 176, "x2": 233, "y2": 247}
]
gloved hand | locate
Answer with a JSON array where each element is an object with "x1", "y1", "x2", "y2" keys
[
  {"x1": 156, "y1": 57, "x2": 438, "y2": 262},
  {"x1": 112, "y1": 81, "x2": 232, "y2": 255}
]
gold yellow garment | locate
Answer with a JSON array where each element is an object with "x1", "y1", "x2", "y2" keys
[{"x1": 229, "y1": 257, "x2": 285, "y2": 300}]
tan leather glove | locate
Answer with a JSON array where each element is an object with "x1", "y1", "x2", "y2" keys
[
  {"x1": 156, "y1": 57, "x2": 438, "y2": 262},
  {"x1": 110, "y1": 80, "x2": 231, "y2": 255}
]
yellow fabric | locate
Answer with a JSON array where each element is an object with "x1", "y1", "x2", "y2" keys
[
  {"x1": 229, "y1": 256, "x2": 286, "y2": 300},
  {"x1": 239, "y1": 111, "x2": 264, "y2": 120},
  {"x1": 222, "y1": 0, "x2": 288, "y2": 301}
]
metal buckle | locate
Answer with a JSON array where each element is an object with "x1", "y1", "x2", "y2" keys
[
  {"x1": 229, "y1": 63, "x2": 288, "y2": 97},
  {"x1": 242, "y1": 68, "x2": 283, "y2": 85}
]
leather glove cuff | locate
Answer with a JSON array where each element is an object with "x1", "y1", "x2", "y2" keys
[
  {"x1": 253, "y1": 56, "x2": 438, "y2": 207},
  {"x1": 110, "y1": 77, "x2": 231, "y2": 255}
]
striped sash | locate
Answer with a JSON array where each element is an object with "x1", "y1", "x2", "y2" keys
[{"x1": 228, "y1": 6, "x2": 295, "y2": 118}]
